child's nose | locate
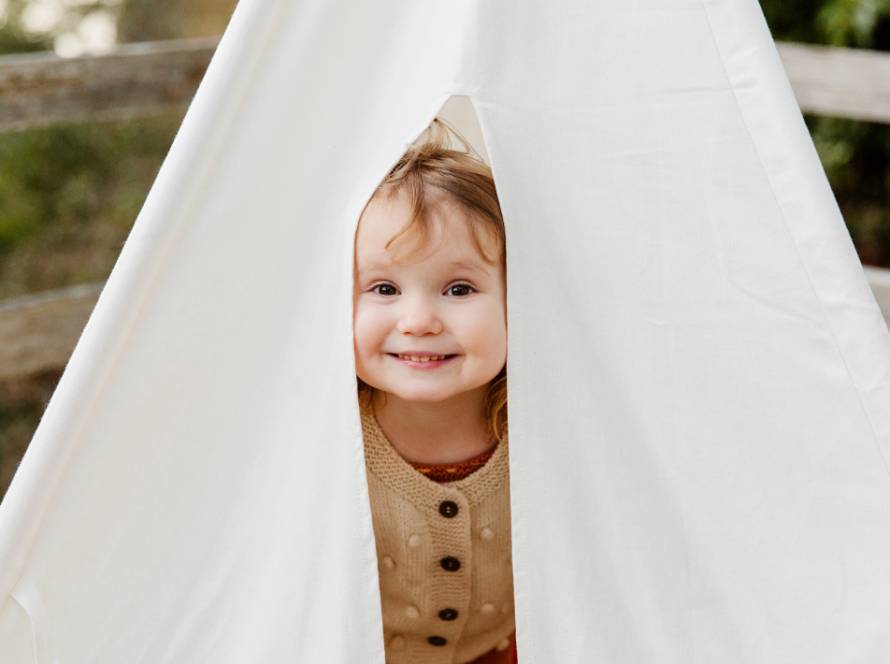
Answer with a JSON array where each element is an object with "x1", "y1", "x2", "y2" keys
[{"x1": 396, "y1": 296, "x2": 444, "y2": 335}]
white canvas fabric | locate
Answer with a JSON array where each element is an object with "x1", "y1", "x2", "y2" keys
[{"x1": 2, "y1": 0, "x2": 890, "y2": 661}]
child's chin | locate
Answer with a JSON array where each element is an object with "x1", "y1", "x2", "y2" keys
[{"x1": 391, "y1": 387, "x2": 457, "y2": 404}]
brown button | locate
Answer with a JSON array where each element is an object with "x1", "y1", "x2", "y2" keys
[
  {"x1": 427, "y1": 635, "x2": 448, "y2": 646},
  {"x1": 439, "y1": 500, "x2": 459, "y2": 518},
  {"x1": 438, "y1": 608, "x2": 459, "y2": 621},
  {"x1": 440, "y1": 556, "x2": 461, "y2": 571}
]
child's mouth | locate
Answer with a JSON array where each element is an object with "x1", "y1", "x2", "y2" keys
[{"x1": 387, "y1": 353, "x2": 458, "y2": 369}]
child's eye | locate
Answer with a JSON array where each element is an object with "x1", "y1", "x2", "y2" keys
[
  {"x1": 368, "y1": 283, "x2": 476, "y2": 297},
  {"x1": 446, "y1": 283, "x2": 476, "y2": 297},
  {"x1": 370, "y1": 283, "x2": 398, "y2": 296}
]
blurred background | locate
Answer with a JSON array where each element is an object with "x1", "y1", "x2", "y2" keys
[{"x1": 1, "y1": 0, "x2": 889, "y2": 498}]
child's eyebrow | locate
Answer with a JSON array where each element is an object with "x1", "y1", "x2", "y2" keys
[
  {"x1": 355, "y1": 262, "x2": 388, "y2": 276},
  {"x1": 444, "y1": 260, "x2": 487, "y2": 273}
]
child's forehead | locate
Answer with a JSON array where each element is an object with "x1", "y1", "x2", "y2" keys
[
  {"x1": 359, "y1": 253, "x2": 489, "y2": 276},
  {"x1": 355, "y1": 193, "x2": 489, "y2": 267},
  {"x1": 358, "y1": 188, "x2": 457, "y2": 235},
  {"x1": 356, "y1": 229, "x2": 490, "y2": 275}
]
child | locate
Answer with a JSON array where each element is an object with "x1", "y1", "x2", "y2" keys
[{"x1": 353, "y1": 117, "x2": 518, "y2": 664}]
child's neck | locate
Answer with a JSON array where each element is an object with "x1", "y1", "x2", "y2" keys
[{"x1": 371, "y1": 387, "x2": 495, "y2": 465}]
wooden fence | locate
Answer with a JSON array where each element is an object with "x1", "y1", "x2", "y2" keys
[
  {"x1": 0, "y1": 37, "x2": 218, "y2": 132},
  {"x1": 1, "y1": 38, "x2": 890, "y2": 379}
]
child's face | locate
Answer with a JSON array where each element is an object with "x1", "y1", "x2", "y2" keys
[{"x1": 353, "y1": 189, "x2": 507, "y2": 405}]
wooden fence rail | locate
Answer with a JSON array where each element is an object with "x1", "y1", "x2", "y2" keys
[
  {"x1": 778, "y1": 42, "x2": 890, "y2": 124},
  {"x1": 0, "y1": 283, "x2": 102, "y2": 380},
  {"x1": 0, "y1": 37, "x2": 218, "y2": 132},
  {"x1": 1, "y1": 39, "x2": 890, "y2": 131}
]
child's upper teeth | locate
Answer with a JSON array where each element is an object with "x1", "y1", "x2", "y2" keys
[{"x1": 400, "y1": 354, "x2": 446, "y2": 361}]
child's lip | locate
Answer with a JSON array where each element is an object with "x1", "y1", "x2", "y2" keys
[
  {"x1": 387, "y1": 353, "x2": 459, "y2": 367},
  {"x1": 386, "y1": 353, "x2": 459, "y2": 360},
  {"x1": 387, "y1": 351, "x2": 457, "y2": 357}
]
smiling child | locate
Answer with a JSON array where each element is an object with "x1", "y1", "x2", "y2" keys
[{"x1": 353, "y1": 118, "x2": 517, "y2": 664}]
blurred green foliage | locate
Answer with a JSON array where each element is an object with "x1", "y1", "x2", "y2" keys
[
  {"x1": 0, "y1": 114, "x2": 184, "y2": 298},
  {"x1": 0, "y1": 24, "x2": 48, "y2": 53}
]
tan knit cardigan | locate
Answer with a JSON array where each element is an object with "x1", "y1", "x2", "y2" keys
[{"x1": 360, "y1": 405, "x2": 516, "y2": 664}]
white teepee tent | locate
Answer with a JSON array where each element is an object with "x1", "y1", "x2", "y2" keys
[{"x1": 2, "y1": 0, "x2": 890, "y2": 661}]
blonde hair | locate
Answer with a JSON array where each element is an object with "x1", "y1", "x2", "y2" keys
[{"x1": 355, "y1": 117, "x2": 508, "y2": 445}]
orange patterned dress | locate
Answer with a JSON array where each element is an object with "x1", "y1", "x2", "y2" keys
[{"x1": 407, "y1": 446, "x2": 519, "y2": 664}]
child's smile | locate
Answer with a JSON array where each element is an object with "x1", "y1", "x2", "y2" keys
[{"x1": 388, "y1": 352, "x2": 459, "y2": 369}]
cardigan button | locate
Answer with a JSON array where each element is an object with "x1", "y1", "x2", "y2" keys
[
  {"x1": 481, "y1": 602, "x2": 495, "y2": 614},
  {"x1": 439, "y1": 556, "x2": 461, "y2": 572},
  {"x1": 480, "y1": 526, "x2": 494, "y2": 541},
  {"x1": 382, "y1": 556, "x2": 395, "y2": 569},
  {"x1": 438, "y1": 608, "x2": 459, "y2": 621},
  {"x1": 405, "y1": 605, "x2": 420, "y2": 619},
  {"x1": 389, "y1": 635, "x2": 405, "y2": 651},
  {"x1": 427, "y1": 635, "x2": 448, "y2": 646},
  {"x1": 407, "y1": 534, "x2": 422, "y2": 548},
  {"x1": 438, "y1": 500, "x2": 459, "y2": 518},
  {"x1": 496, "y1": 637, "x2": 511, "y2": 651}
]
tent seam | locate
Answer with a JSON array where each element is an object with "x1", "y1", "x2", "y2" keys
[{"x1": 9, "y1": 582, "x2": 47, "y2": 664}]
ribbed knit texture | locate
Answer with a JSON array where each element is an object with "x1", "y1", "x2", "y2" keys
[{"x1": 361, "y1": 404, "x2": 515, "y2": 664}]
